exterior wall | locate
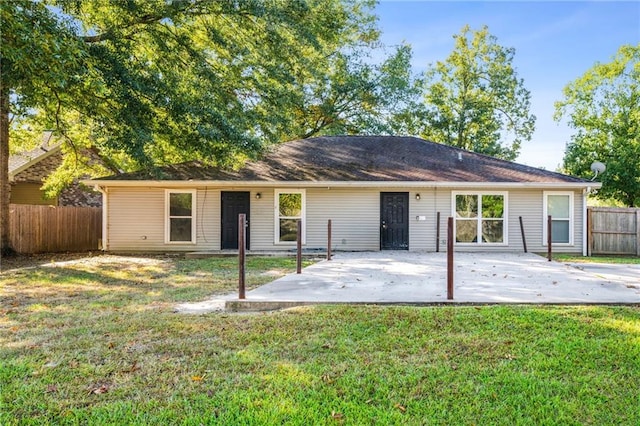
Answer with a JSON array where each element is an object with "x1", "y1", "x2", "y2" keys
[
  {"x1": 421, "y1": 187, "x2": 584, "y2": 254},
  {"x1": 107, "y1": 187, "x2": 166, "y2": 251},
  {"x1": 12, "y1": 149, "x2": 105, "y2": 207},
  {"x1": 306, "y1": 188, "x2": 380, "y2": 251},
  {"x1": 10, "y1": 182, "x2": 58, "y2": 205},
  {"x1": 104, "y1": 185, "x2": 585, "y2": 254},
  {"x1": 10, "y1": 180, "x2": 101, "y2": 207},
  {"x1": 106, "y1": 187, "x2": 223, "y2": 252}
]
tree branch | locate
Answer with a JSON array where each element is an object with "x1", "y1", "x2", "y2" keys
[
  {"x1": 82, "y1": 13, "x2": 166, "y2": 43},
  {"x1": 80, "y1": 0, "x2": 257, "y2": 44}
]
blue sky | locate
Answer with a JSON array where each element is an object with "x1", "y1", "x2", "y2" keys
[{"x1": 375, "y1": 1, "x2": 640, "y2": 170}]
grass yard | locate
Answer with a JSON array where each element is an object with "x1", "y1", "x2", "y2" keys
[
  {"x1": 553, "y1": 254, "x2": 640, "y2": 264},
  {"x1": 1, "y1": 254, "x2": 639, "y2": 425}
]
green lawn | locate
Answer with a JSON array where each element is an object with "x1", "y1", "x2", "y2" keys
[
  {"x1": 553, "y1": 254, "x2": 640, "y2": 264},
  {"x1": 1, "y1": 255, "x2": 639, "y2": 425}
]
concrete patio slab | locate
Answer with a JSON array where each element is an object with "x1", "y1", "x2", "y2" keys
[
  {"x1": 220, "y1": 252, "x2": 640, "y2": 311},
  {"x1": 175, "y1": 252, "x2": 640, "y2": 313}
]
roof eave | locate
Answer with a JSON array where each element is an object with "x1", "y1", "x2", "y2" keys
[
  {"x1": 82, "y1": 179, "x2": 601, "y2": 189},
  {"x1": 9, "y1": 144, "x2": 62, "y2": 180}
]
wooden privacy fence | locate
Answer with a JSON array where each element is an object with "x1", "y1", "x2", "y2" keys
[
  {"x1": 588, "y1": 207, "x2": 640, "y2": 256},
  {"x1": 9, "y1": 204, "x2": 102, "y2": 254}
]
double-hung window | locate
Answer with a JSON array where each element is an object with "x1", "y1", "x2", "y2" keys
[
  {"x1": 165, "y1": 190, "x2": 196, "y2": 243},
  {"x1": 454, "y1": 192, "x2": 507, "y2": 244},
  {"x1": 275, "y1": 189, "x2": 305, "y2": 244},
  {"x1": 543, "y1": 192, "x2": 573, "y2": 245}
]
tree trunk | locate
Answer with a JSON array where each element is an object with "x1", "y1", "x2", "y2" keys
[{"x1": 0, "y1": 72, "x2": 12, "y2": 256}]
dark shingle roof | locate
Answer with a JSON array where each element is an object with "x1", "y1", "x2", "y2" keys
[
  {"x1": 9, "y1": 144, "x2": 61, "y2": 175},
  {"x1": 96, "y1": 136, "x2": 586, "y2": 183}
]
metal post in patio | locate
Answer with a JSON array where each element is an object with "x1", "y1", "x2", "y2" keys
[
  {"x1": 238, "y1": 213, "x2": 246, "y2": 299},
  {"x1": 519, "y1": 216, "x2": 528, "y2": 253},
  {"x1": 436, "y1": 212, "x2": 441, "y2": 252},
  {"x1": 447, "y1": 216, "x2": 454, "y2": 300},
  {"x1": 296, "y1": 220, "x2": 302, "y2": 274},
  {"x1": 547, "y1": 215, "x2": 552, "y2": 261},
  {"x1": 327, "y1": 219, "x2": 332, "y2": 261}
]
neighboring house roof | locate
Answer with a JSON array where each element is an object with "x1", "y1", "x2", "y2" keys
[
  {"x1": 8, "y1": 143, "x2": 62, "y2": 180},
  {"x1": 91, "y1": 136, "x2": 591, "y2": 186}
]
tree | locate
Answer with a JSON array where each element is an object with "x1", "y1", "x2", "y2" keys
[
  {"x1": 409, "y1": 25, "x2": 535, "y2": 161},
  {"x1": 283, "y1": 43, "x2": 418, "y2": 139},
  {"x1": 556, "y1": 44, "x2": 640, "y2": 207},
  {"x1": 1, "y1": 0, "x2": 382, "y2": 253}
]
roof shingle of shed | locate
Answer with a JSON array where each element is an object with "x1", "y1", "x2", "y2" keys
[{"x1": 98, "y1": 136, "x2": 586, "y2": 183}]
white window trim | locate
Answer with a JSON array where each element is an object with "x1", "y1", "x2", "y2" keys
[
  {"x1": 451, "y1": 191, "x2": 509, "y2": 246},
  {"x1": 543, "y1": 191, "x2": 574, "y2": 246},
  {"x1": 274, "y1": 189, "x2": 306, "y2": 245},
  {"x1": 165, "y1": 189, "x2": 197, "y2": 244}
]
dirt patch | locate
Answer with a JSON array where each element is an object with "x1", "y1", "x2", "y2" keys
[{"x1": 0, "y1": 252, "x2": 182, "y2": 273}]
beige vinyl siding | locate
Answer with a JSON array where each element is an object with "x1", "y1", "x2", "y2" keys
[
  {"x1": 107, "y1": 187, "x2": 164, "y2": 251},
  {"x1": 508, "y1": 189, "x2": 583, "y2": 254},
  {"x1": 410, "y1": 188, "x2": 450, "y2": 251},
  {"x1": 408, "y1": 187, "x2": 583, "y2": 253},
  {"x1": 104, "y1": 185, "x2": 584, "y2": 254},
  {"x1": 436, "y1": 188, "x2": 583, "y2": 254},
  {"x1": 10, "y1": 183, "x2": 57, "y2": 206},
  {"x1": 307, "y1": 188, "x2": 380, "y2": 251},
  {"x1": 250, "y1": 188, "x2": 381, "y2": 251},
  {"x1": 249, "y1": 190, "x2": 275, "y2": 251},
  {"x1": 195, "y1": 188, "x2": 221, "y2": 250},
  {"x1": 107, "y1": 187, "x2": 219, "y2": 251}
]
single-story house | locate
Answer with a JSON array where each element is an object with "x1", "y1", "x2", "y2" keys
[
  {"x1": 84, "y1": 136, "x2": 600, "y2": 255},
  {"x1": 9, "y1": 141, "x2": 113, "y2": 207}
]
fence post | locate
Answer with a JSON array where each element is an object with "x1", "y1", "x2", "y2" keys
[
  {"x1": 436, "y1": 212, "x2": 441, "y2": 252},
  {"x1": 519, "y1": 216, "x2": 528, "y2": 253},
  {"x1": 636, "y1": 209, "x2": 640, "y2": 257},
  {"x1": 238, "y1": 213, "x2": 246, "y2": 299},
  {"x1": 447, "y1": 217, "x2": 454, "y2": 300},
  {"x1": 296, "y1": 220, "x2": 302, "y2": 274},
  {"x1": 327, "y1": 219, "x2": 332, "y2": 261},
  {"x1": 547, "y1": 215, "x2": 552, "y2": 261},
  {"x1": 587, "y1": 207, "x2": 592, "y2": 257}
]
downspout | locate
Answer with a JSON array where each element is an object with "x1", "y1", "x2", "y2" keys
[
  {"x1": 582, "y1": 187, "x2": 590, "y2": 256},
  {"x1": 95, "y1": 186, "x2": 108, "y2": 251}
]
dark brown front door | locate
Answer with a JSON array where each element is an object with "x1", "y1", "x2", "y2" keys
[
  {"x1": 380, "y1": 192, "x2": 409, "y2": 250},
  {"x1": 221, "y1": 191, "x2": 250, "y2": 249}
]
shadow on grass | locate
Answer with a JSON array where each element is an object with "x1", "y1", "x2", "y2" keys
[{"x1": 0, "y1": 255, "x2": 305, "y2": 314}]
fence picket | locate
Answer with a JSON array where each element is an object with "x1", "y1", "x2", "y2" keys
[
  {"x1": 8, "y1": 204, "x2": 102, "y2": 254},
  {"x1": 588, "y1": 207, "x2": 639, "y2": 256}
]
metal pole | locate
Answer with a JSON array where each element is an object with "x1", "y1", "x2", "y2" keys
[
  {"x1": 436, "y1": 212, "x2": 441, "y2": 252},
  {"x1": 296, "y1": 220, "x2": 302, "y2": 274},
  {"x1": 327, "y1": 219, "x2": 332, "y2": 261},
  {"x1": 447, "y1": 216, "x2": 454, "y2": 300},
  {"x1": 519, "y1": 216, "x2": 528, "y2": 253},
  {"x1": 547, "y1": 214, "x2": 552, "y2": 262},
  {"x1": 238, "y1": 213, "x2": 246, "y2": 299}
]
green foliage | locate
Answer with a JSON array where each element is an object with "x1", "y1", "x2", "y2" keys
[
  {"x1": 1, "y1": 1, "x2": 86, "y2": 112},
  {"x1": 284, "y1": 43, "x2": 419, "y2": 139},
  {"x1": 405, "y1": 25, "x2": 535, "y2": 160},
  {"x1": 2, "y1": 0, "x2": 419, "y2": 251},
  {"x1": 2, "y1": 0, "x2": 418, "y2": 184},
  {"x1": 556, "y1": 44, "x2": 640, "y2": 207},
  {"x1": 587, "y1": 196, "x2": 626, "y2": 208}
]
